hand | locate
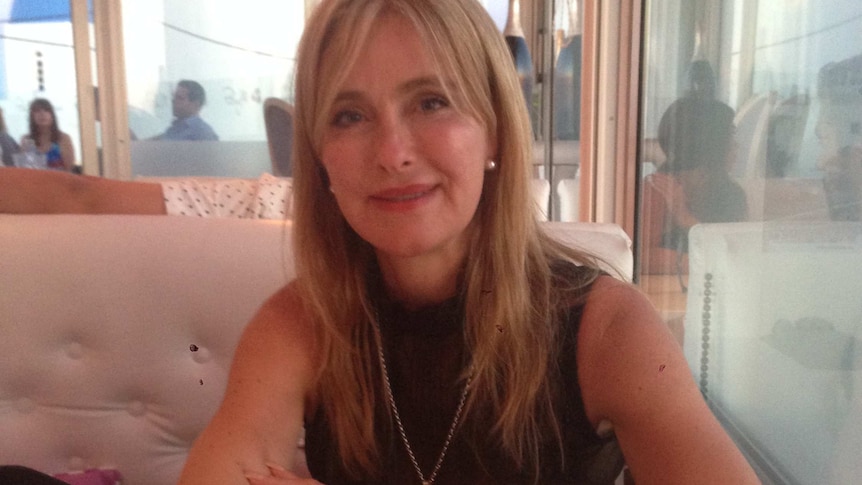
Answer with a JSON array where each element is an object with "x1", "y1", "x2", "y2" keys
[{"x1": 245, "y1": 463, "x2": 323, "y2": 485}]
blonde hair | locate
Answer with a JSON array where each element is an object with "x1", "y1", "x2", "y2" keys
[{"x1": 293, "y1": 0, "x2": 602, "y2": 478}]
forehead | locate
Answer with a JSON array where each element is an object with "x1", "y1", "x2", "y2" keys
[
  {"x1": 343, "y1": 15, "x2": 436, "y2": 83},
  {"x1": 174, "y1": 86, "x2": 190, "y2": 98}
]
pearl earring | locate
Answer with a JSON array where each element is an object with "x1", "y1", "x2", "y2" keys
[{"x1": 485, "y1": 160, "x2": 497, "y2": 171}]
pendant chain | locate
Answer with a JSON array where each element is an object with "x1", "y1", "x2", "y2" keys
[{"x1": 374, "y1": 321, "x2": 473, "y2": 485}]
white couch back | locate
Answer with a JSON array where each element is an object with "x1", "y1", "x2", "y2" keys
[
  {"x1": 0, "y1": 216, "x2": 292, "y2": 484},
  {"x1": 0, "y1": 215, "x2": 631, "y2": 484}
]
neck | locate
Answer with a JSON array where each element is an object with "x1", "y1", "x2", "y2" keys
[{"x1": 376, "y1": 243, "x2": 468, "y2": 310}]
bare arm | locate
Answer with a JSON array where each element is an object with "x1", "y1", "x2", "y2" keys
[
  {"x1": 0, "y1": 167, "x2": 166, "y2": 214},
  {"x1": 178, "y1": 284, "x2": 319, "y2": 484},
  {"x1": 641, "y1": 174, "x2": 691, "y2": 274},
  {"x1": 578, "y1": 277, "x2": 760, "y2": 484},
  {"x1": 59, "y1": 132, "x2": 76, "y2": 170}
]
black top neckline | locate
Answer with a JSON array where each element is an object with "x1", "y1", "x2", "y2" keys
[{"x1": 369, "y1": 266, "x2": 465, "y2": 338}]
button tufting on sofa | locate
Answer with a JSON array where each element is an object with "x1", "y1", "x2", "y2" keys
[
  {"x1": 0, "y1": 214, "x2": 632, "y2": 484},
  {"x1": 66, "y1": 342, "x2": 84, "y2": 360},
  {"x1": 127, "y1": 401, "x2": 147, "y2": 417},
  {"x1": 190, "y1": 346, "x2": 212, "y2": 364}
]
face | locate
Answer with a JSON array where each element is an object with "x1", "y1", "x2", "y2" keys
[
  {"x1": 32, "y1": 107, "x2": 53, "y2": 128},
  {"x1": 172, "y1": 86, "x2": 197, "y2": 119},
  {"x1": 817, "y1": 108, "x2": 862, "y2": 221},
  {"x1": 319, "y1": 14, "x2": 495, "y2": 263}
]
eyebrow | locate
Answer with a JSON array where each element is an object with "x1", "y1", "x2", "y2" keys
[{"x1": 333, "y1": 75, "x2": 445, "y2": 103}]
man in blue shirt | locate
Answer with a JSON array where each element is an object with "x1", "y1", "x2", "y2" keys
[{"x1": 156, "y1": 80, "x2": 219, "y2": 141}]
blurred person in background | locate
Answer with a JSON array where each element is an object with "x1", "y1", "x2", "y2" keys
[
  {"x1": 0, "y1": 107, "x2": 20, "y2": 167},
  {"x1": 817, "y1": 53, "x2": 862, "y2": 222},
  {"x1": 154, "y1": 79, "x2": 219, "y2": 141},
  {"x1": 20, "y1": 98, "x2": 75, "y2": 171},
  {"x1": 642, "y1": 95, "x2": 747, "y2": 275}
]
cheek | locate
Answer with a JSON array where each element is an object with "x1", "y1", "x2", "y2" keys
[
  {"x1": 427, "y1": 125, "x2": 491, "y2": 172},
  {"x1": 320, "y1": 144, "x2": 360, "y2": 190}
]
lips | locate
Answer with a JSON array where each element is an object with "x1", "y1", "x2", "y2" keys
[
  {"x1": 371, "y1": 184, "x2": 435, "y2": 202},
  {"x1": 369, "y1": 184, "x2": 437, "y2": 211}
]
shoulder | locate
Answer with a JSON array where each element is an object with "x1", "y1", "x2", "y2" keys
[
  {"x1": 59, "y1": 133, "x2": 74, "y2": 148},
  {"x1": 191, "y1": 116, "x2": 217, "y2": 133},
  {"x1": 239, "y1": 283, "x2": 317, "y2": 365},
  {"x1": 1, "y1": 131, "x2": 18, "y2": 145},
  {"x1": 221, "y1": 282, "x2": 319, "y2": 427},
  {"x1": 577, "y1": 276, "x2": 655, "y2": 333},
  {"x1": 575, "y1": 277, "x2": 760, "y2": 482},
  {"x1": 576, "y1": 275, "x2": 678, "y2": 422}
]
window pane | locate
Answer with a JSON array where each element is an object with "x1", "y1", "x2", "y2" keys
[
  {"x1": 0, "y1": 4, "x2": 84, "y2": 171},
  {"x1": 638, "y1": 1, "x2": 862, "y2": 483},
  {"x1": 122, "y1": 0, "x2": 303, "y2": 178}
]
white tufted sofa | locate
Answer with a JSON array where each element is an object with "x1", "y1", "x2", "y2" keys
[{"x1": 0, "y1": 214, "x2": 631, "y2": 485}]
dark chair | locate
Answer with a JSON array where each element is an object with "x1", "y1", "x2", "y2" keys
[{"x1": 263, "y1": 97, "x2": 294, "y2": 177}]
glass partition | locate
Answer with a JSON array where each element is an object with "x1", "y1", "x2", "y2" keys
[
  {"x1": 637, "y1": 0, "x2": 862, "y2": 482},
  {"x1": 121, "y1": 0, "x2": 304, "y2": 178}
]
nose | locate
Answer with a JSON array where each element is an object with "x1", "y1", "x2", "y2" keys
[{"x1": 373, "y1": 111, "x2": 413, "y2": 172}]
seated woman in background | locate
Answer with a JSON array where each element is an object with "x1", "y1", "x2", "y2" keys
[
  {"x1": 642, "y1": 96, "x2": 748, "y2": 275},
  {"x1": 20, "y1": 98, "x2": 76, "y2": 171},
  {"x1": 177, "y1": 1, "x2": 760, "y2": 484}
]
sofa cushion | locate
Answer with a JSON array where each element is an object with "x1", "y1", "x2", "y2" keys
[{"x1": 0, "y1": 215, "x2": 631, "y2": 484}]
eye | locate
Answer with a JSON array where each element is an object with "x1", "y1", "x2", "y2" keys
[
  {"x1": 331, "y1": 109, "x2": 364, "y2": 127},
  {"x1": 419, "y1": 95, "x2": 449, "y2": 113}
]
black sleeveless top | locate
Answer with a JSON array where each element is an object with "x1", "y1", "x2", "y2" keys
[{"x1": 304, "y1": 263, "x2": 624, "y2": 484}]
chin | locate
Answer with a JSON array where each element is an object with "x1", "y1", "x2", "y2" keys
[{"x1": 371, "y1": 238, "x2": 441, "y2": 259}]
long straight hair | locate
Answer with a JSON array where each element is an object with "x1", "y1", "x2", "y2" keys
[
  {"x1": 292, "y1": 0, "x2": 602, "y2": 478},
  {"x1": 28, "y1": 98, "x2": 61, "y2": 144}
]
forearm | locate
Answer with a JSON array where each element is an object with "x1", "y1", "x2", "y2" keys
[
  {"x1": 179, "y1": 427, "x2": 299, "y2": 484},
  {"x1": 60, "y1": 135, "x2": 75, "y2": 170},
  {"x1": 641, "y1": 189, "x2": 688, "y2": 275}
]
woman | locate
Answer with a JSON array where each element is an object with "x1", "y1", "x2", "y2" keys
[
  {"x1": 21, "y1": 98, "x2": 75, "y2": 171},
  {"x1": 642, "y1": 97, "x2": 748, "y2": 275},
  {"x1": 178, "y1": 1, "x2": 759, "y2": 484}
]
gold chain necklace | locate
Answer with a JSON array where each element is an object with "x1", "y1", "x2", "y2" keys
[{"x1": 374, "y1": 321, "x2": 473, "y2": 485}]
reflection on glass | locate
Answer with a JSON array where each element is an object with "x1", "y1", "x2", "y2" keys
[
  {"x1": 121, "y1": 0, "x2": 303, "y2": 178},
  {"x1": 549, "y1": 0, "x2": 582, "y2": 221},
  {"x1": 151, "y1": 80, "x2": 218, "y2": 141},
  {"x1": 642, "y1": 64, "x2": 747, "y2": 276},
  {"x1": 639, "y1": 1, "x2": 862, "y2": 483}
]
